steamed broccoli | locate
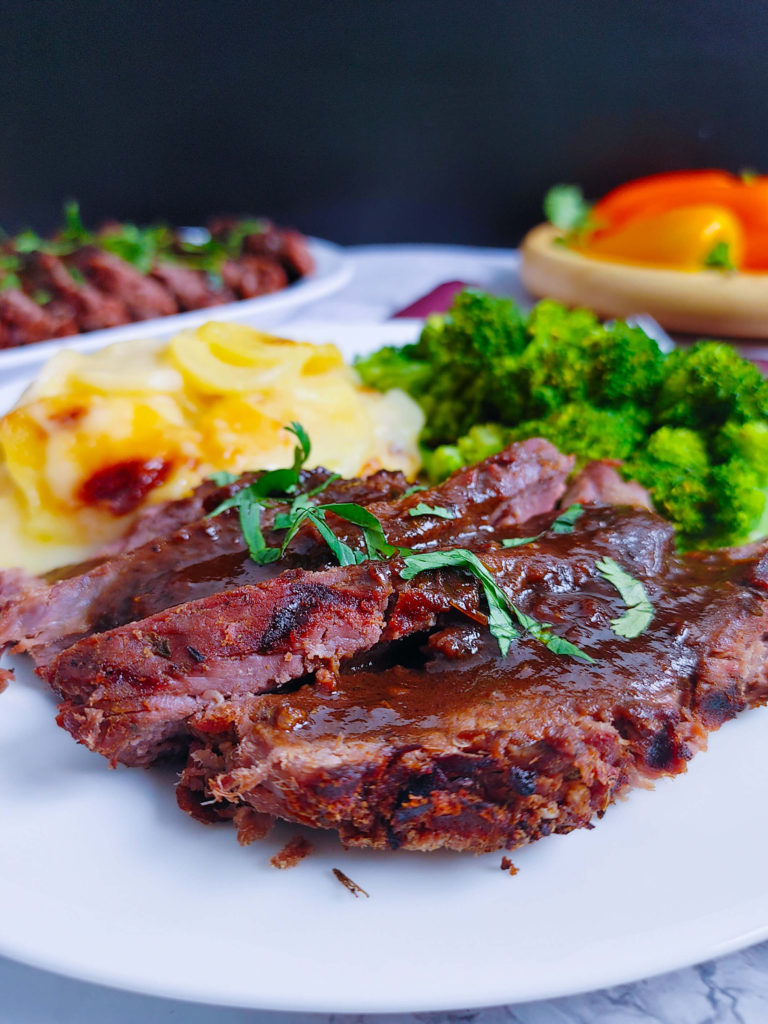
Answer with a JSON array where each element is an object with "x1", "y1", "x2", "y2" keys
[
  {"x1": 624, "y1": 428, "x2": 712, "y2": 544},
  {"x1": 509, "y1": 403, "x2": 650, "y2": 462},
  {"x1": 656, "y1": 341, "x2": 768, "y2": 429},
  {"x1": 514, "y1": 307, "x2": 665, "y2": 417},
  {"x1": 359, "y1": 289, "x2": 768, "y2": 548},
  {"x1": 356, "y1": 289, "x2": 526, "y2": 445},
  {"x1": 709, "y1": 420, "x2": 768, "y2": 545}
]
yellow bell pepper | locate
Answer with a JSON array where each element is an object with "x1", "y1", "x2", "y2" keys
[{"x1": 578, "y1": 204, "x2": 744, "y2": 271}]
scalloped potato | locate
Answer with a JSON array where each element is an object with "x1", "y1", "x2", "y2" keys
[{"x1": 0, "y1": 324, "x2": 424, "y2": 571}]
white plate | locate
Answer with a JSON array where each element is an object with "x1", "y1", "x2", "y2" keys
[
  {"x1": 2, "y1": 321, "x2": 768, "y2": 1014},
  {"x1": 0, "y1": 237, "x2": 352, "y2": 374}
]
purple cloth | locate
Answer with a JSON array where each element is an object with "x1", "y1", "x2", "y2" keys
[{"x1": 391, "y1": 280, "x2": 472, "y2": 318}]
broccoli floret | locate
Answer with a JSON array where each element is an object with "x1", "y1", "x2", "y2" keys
[
  {"x1": 508, "y1": 402, "x2": 649, "y2": 462},
  {"x1": 422, "y1": 423, "x2": 510, "y2": 482},
  {"x1": 656, "y1": 341, "x2": 768, "y2": 430},
  {"x1": 709, "y1": 420, "x2": 768, "y2": 545},
  {"x1": 415, "y1": 288, "x2": 527, "y2": 371},
  {"x1": 510, "y1": 303, "x2": 664, "y2": 418},
  {"x1": 513, "y1": 303, "x2": 601, "y2": 416},
  {"x1": 624, "y1": 427, "x2": 712, "y2": 544},
  {"x1": 584, "y1": 321, "x2": 666, "y2": 407},
  {"x1": 407, "y1": 290, "x2": 529, "y2": 445},
  {"x1": 354, "y1": 344, "x2": 433, "y2": 395},
  {"x1": 421, "y1": 444, "x2": 464, "y2": 482}
]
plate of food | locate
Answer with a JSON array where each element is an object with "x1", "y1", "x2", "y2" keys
[
  {"x1": 2, "y1": 294, "x2": 768, "y2": 1014},
  {"x1": 0, "y1": 203, "x2": 351, "y2": 371},
  {"x1": 520, "y1": 170, "x2": 768, "y2": 338}
]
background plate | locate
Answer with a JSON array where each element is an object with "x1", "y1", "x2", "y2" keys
[
  {"x1": 0, "y1": 237, "x2": 351, "y2": 374},
  {"x1": 2, "y1": 321, "x2": 768, "y2": 1014}
]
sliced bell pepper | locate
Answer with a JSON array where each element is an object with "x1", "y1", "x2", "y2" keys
[
  {"x1": 578, "y1": 204, "x2": 744, "y2": 272},
  {"x1": 592, "y1": 170, "x2": 768, "y2": 240}
]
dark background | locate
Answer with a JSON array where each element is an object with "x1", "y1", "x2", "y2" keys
[{"x1": 1, "y1": 0, "x2": 766, "y2": 246}]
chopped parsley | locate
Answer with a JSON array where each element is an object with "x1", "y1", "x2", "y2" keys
[
  {"x1": 502, "y1": 503, "x2": 583, "y2": 548},
  {"x1": 595, "y1": 556, "x2": 654, "y2": 638},
  {"x1": 408, "y1": 502, "x2": 455, "y2": 519},
  {"x1": 400, "y1": 548, "x2": 593, "y2": 662}
]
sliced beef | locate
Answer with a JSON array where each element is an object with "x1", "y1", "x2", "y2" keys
[
  {"x1": 221, "y1": 256, "x2": 288, "y2": 298},
  {"x1": 562, "y1": 460, "x2": 653, "y2": 510},
  {"x1": 150, "y1": 264, "x2": 231, "y2": 311},
  {"x1": 21, "y1": 251, "x2": 130, "y2": 332},
  {"x1": 48, "y1": 505, "x2": 668, "y2": 767},
  {"x1": 0, "y1": 469, "x2": 406, "y2": 666},
  {"x1": 242, "y1": 226, "x2": 315, "y2": 281},
  {"x1": 0, "y1": 441, "x2": 570, "y2": 671},
  {"x1": 178, "y1": 512, "x2": 768, "y2": 853},
  {"x1": 0, "y1": 289, "x2": 65, "y2": 347},
  {"x1": 69, "y1": 247, "x2": 178, "y2": 320}
]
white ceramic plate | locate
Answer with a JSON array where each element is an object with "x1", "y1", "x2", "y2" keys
[
  {"x1": 0, "y1": 237, "x2": 351, "y2": 374},
  {"x1": 2, "y1": 321, "x2": 768, "y2": 1014}
]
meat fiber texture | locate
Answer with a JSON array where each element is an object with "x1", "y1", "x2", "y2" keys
[{"x1": 7, "y1": 439, "x2": 767, "y2": 854}]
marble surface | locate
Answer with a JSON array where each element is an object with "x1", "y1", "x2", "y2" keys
[{"x1": 3, "y1": 244, "x2": 767, "y2": 1024}]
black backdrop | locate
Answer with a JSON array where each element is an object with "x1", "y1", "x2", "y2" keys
[{"x1": 2, "y1": 0, "x2": 767, "y2": 245}]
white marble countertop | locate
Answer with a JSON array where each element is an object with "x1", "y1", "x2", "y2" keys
[{"x1": 3, "y1": 244, "x2": 767, "y2": 1024}]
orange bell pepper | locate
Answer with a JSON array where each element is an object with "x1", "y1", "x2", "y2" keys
[
  {"x1": 579, "y1": 205, "x2": 744, "y2": 271},
  {"x1": 584, "y1": 170, "x2": 768, "y2": 271}
]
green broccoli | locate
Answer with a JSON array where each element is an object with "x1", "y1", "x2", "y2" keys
[
  {"x1": 509, "y1": 403, "x2": 650, "y2": 462},
  {"x1": 624, "y1": 428, "x2": 713, "y2": 545},
  {"x1": 354, "y1": 343, "x2": 433, "y2": 396},
  {"x1": 709, "y1": 420, "x2": 768, "y2": 545},
  {"x1": 358, "y1": 289, "x2": 768, "y2": 549},
  {"x1": 511, "y1": 305, "x2": 664, "y2": 418},
  {"x1": 655, "y1": 341, "x2": 768, "y2": 430}
]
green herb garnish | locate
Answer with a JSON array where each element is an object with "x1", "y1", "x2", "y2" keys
[
  {"x1": 502, "y1": 503, "x2": 583, "y2": 548},
  {"x1": 595, "y1": 556, "x2": 653, "y2": 638},
  {"x1": 703, "y1": 241, "x2": 735, "y2": 271},
  {"x1": 543, "y1": 184, "x2": 593, "y2": 234},
  {"x1": 0, "y1": 273, "x2": 21, "y2": 292},
  {"x1": 402, "y1": 483, "x2": 428, "y2": 497},
  {"x1": 400, "y1": 548, "x2": 593, "y2": 662},
  {"x1": 408, "y1": 502, "x2": 455, "y2": 519}
]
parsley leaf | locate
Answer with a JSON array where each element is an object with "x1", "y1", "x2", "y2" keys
[
  {"x1": 408, "y1": 502, "x2": 455, "y2": 520},
  {"x1": 287, "y1": 421, "x2": 311, "y2": 471},
  {"x1": 502, "y1": 504, "x2": 583, "y2": 548},
  {"x1": 543, "y1": 185, "x2": 593, "y2": 234},
  {"x1": 550, "y1": 503, "x2": 583, "y2": 533},
  {"x1": 402, "y1": 483, "x2": 428, "y2": 497},
  {"x1": 703, "y1": 241, "x2": 735, "y2": 271},
  {"x1": 400, "y1": 549, "x2": 593, "y2": 662},
  {"x1": 595, "y1": 556, "x2": 653, "y2": 638},
  {"x1": 206, "y1": 421, "x2": 315, "y2": 564}
]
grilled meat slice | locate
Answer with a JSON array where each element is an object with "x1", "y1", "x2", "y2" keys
[
  {"x1": 0, "y1": 288, "x2": 69, "y2": 347},
  {"x1": 562, "y1": 460, "x2": 653, "y2": 510},
  {"x1": 20, "y1": 251, "x2": 129, "y2": 332},
  {"x1": 0, "y1": 441, "x2": 571, "y2": 669},
  {"x1": 221, "y1": 256, "x2": 288, "y2": 298},
  {"x1": 49, "y1": 504, "x2": 661, "y2": 767},
  {"x1": 0, "y1": 469, "x2": 407, "y2": 666},
  {"x1": 70, "y1": 247, "x2": 178, "y2": 320},
  {"x1": 180, "y1": 513, "x2": 768, "y2": 853},
  {"x1": 149, "y1": 263, "x2": 231, "y2": 310}
]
